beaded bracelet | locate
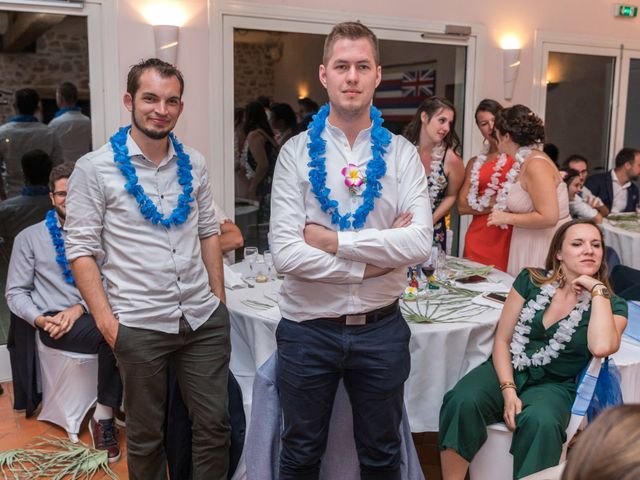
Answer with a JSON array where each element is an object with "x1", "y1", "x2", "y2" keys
[{"x1": 590, "y1": 282, "x2": 605, "y2": 292}]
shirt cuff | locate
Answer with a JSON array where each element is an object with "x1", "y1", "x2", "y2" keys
[
  {"x1": 336, "y1": 231, "x2": 356, "y2": 259},
  {"x1": 348, "y1": 259, "x2": 367, "y2": 283}
]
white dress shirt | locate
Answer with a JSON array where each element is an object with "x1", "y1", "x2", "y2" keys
[
  {"x1": 48, "y1": 111, "x2": 92, "y2": 163},
  {"x1": 269, "y1": 121, "x2": 432, "y2": 322},
  {"x1": 64, "y1": 133, "x2": 220, "y2": 334},
  {"x1": 611, "y1": 169, "x2": 631, "y2": 213},
  {"x1": 6, "y1": 218, "x2": 86, "y2": 327},
  {"x1": 0, "y1": 121, "x2": 64, "y2": 198}
]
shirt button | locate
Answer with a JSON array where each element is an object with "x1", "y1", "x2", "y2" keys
[
  {"x1": 161, "y1": 194, "x2": 164, "y2": 199},
  {"x1": 178, "y1": 301, "x2": 182, "y2": 306},
  {"x1": 172, "y1": 249, "x2": 176, "y2": 253},
  {"x1": 177, "y1": 276, "x2": 181, "y2": 282}
]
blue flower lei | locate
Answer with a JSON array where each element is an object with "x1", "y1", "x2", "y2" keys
[
  {"x1": 307, "y1": 104, "x2": 391, "y2": 231},
  {"x1": 45, "y1": 209, "x2": 75, "y2": 286},
  {"x1": 109, "y1": 126, "x2": 194, "y2": 228}
]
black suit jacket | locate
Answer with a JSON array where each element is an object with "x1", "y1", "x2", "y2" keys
[{"x1": 585, "y1": 170, "x2": 639, "y2": 212}]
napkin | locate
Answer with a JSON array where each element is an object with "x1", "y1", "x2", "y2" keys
[
  {"x1": 224, "y1": 264, "x2": 246, "y2": 290},
  {"x1": 472, "y1": 293, "x2": 504, "y2": 309},
  {"x1": 454, "y1": 280, "x2": 510, "y2": 293}
]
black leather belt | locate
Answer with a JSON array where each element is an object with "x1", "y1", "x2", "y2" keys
[{"x1": 328, "y1": 300, "x2": 399, "y2": 325}]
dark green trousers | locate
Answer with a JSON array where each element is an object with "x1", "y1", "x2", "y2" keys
[
  {"x1": 114, "y1": 303, "x2": 231, "y2": 480},
  {"x1": 438, "y1": 359, "x2": 575, "y2": 479}
]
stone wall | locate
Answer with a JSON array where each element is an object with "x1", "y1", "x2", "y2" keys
[
  {"x1": 0, "y1": 15, "x2": 89, "y2": 124},
  {"x1": 234, "y1": 42, "x2": 274, "y2": 108}
]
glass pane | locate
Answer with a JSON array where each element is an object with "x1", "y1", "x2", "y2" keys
[
  {"x1": 545, "y1": 52, "x2": 615, "y2": 171},
  {"x1": 0, "y1": 12, "x2": 91, "y2": 345},
  {"x1": 233, "y1": 29, "x2": 467, "y2": 255},
  {"x1": 624, "y1": 58, "x2": 640, "y2": 149}
]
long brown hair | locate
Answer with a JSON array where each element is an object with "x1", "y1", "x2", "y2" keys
[
  {"x1": 562, "y1": 405, "x2": 640, "y2": 480},
  {"x1": 402, "y1": 96, "x2": 461, "y2": 155},
  {"x1": 527, "y1": 219, "x2": 611, "y2": 290}
]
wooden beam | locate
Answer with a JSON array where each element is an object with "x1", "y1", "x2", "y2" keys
[{"x1": 2, "y1": 13, "x2": 65, "y2": 53}]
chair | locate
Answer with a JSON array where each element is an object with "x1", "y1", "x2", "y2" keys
[
  {"x1": 469, "y1": 357, "x2": 603, "y2": 480},
  {"x1": 244, "y1": 352, "x2": 425, "y2": 480},
  {"x1": 35, "y1": 334, "x2": 99, "y2": 442}
]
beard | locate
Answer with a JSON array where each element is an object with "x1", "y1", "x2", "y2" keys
[
  {"x1": 55, "y1": 205, "x2": 66, "y2": 221},
  {"x1": 131, "y1": 106, "x2": 172, "y2": 140}
]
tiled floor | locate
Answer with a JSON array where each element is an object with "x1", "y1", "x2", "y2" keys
[{"x1": 0, "y1": 382, "x2": 129, "y2": 479}]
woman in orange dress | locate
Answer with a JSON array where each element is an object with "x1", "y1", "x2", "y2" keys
[{"x1": 457, "y1": 99, "x2": 515, "y2": 271}]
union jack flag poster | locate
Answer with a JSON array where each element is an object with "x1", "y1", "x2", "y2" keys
[{"x1": 374, "y1": 63, "x2": 436, "y2": 122}]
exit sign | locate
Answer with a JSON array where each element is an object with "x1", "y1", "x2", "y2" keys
[{"x1": 615, "y1": 4, "x2": 639, "y2": 16}]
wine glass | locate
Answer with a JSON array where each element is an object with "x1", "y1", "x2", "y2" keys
[
  {"x1": 434, "y1": 249, "x2": 451, "y2": 284},
  {"x1": 244, "y1": 246, "x2": 258, "y2": 279},
  {"x1": 263, "y1": 250, "x2": 274, "y2": 280}
]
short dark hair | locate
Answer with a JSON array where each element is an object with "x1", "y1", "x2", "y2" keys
[
  {"x1": 15, "y1": 88, "x2": 40, "y2": 115},
  {"x1": 49, "y1": 162, "x2": 75, "y2": 191},
  {"x1": 126, "y1": 58, "x2": 184, "y2": 99},
  {"x1": 57, "y1": 81, "x2": 78, "y2": 104},
  {"x1": 270, "y1": 103, "x2": 298, "y2": 131},
  {"x1": 298, "y1": 97, "x2": 319, "y2": 114},
  {"x1": 543, "y1": 143, "x2": 559, "y2": 164},
  {"x1": 323, "y1": 22, "x2": 379, "y2": 65},
  {"x1": 21, "y1": 150, "x2": 52, "y2": 187},
  {"x1": 615, "y1": 147, "x2": 640, "y2": 168},
  {"x1": 563, "y1": 154, "x2": 588, "y2": 170}
]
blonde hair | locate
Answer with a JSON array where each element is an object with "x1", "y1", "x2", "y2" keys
[
  {"x1": 323, "y1": 22, "x2": 379, "y2": 65},
  {"x1": 562, "y1": 405, "x2": 640, "y2": 479}
]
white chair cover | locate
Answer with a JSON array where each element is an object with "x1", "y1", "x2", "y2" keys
[
  {"x1": 244, "y1": 352, "x2": 424, "y2": 480},
  {"x1": 35, "y1": 335, "x2": 98, "y2": 439},
  {"x1": 469, "y1": 357, "x2": 603, "y2": 480}
]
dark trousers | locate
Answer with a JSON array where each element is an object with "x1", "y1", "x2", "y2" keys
[
  {"x1": 276, "y1": 309, "x2": 411, "y2": 480},
  {"x1": 114, "y1": 303, "x2": 231, "y2": 480},
  {"x1": 39, "y1": 313, "x2": 122, "y2": 408}
]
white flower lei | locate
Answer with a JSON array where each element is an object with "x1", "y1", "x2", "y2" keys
[
  {"x1": 491, "y1": 146, "x2": 533, "y2": 229},
  {"x1": 426, "y1": 144, "x2": 447, "y2": 206},
  {"x1": 467, "y1": 151, "x2": 509, "y2": 212},
  {"x1": 510, "y1": 281, "x2": 591, "y2": 371}
]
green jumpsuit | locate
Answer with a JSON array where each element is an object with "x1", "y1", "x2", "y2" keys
[{"x1": 438, "y1": 269, "x2": 628, "y2": 479}]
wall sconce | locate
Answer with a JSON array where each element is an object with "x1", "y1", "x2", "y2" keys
[
  {"x1": 142, "y1": 2, "x2": 187, "y2": 65},
  {"x1": 154, "y1": 25, "x2": 179, "y2": 65},
  {"x1": 500, "y1": 35, "x2": 521, "y2": 101}
]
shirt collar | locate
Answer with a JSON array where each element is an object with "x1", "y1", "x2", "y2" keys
[
  {"x1": 126, "y1": 131, "x2": 177, "y2": 168},
  {"x1": 325, "y1": 119, "x2": 373, "y2": 147},
  {"x1": 611, "y1": 168, "x2": 631, "y2": 188}
]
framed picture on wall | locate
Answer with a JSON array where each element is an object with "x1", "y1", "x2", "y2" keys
[{"x1": 374, "y1": 61, "x2": 436, "y2": 133}]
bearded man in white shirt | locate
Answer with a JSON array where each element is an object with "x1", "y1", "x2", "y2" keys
[
  {"x1": 269, "y1": 22, "x2": 432, "y2": 480},
  {"x1": 64, "y1": 59, "x2": 229, "y2": 480}
]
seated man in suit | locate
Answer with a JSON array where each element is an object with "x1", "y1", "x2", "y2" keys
[
  {"x1": 585, "y1": 147, "x2": 640, "y2": 214},
  {"x1": 5, "y1": 162, "x2": 123, "y2": 462}
]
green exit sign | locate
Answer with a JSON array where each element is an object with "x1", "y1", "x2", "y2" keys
[{"x1": 615, "y1": 4, "x2": 639, "y2": 16}]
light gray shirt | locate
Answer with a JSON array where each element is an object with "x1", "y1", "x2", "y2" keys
[
  {"x1": 269, "y1": 122, "x2": 432, "y2": 321},
  {"x1": 64, "y1": 133, "x2": 221, "y2": 334},
  {"x1": 48, "y1": 111, "x2": 92, "y2": 164},
  {"x1": 0, "y1": 121, "x2": 64, "y2": 198},
  {"x1": 6, "y1": 219, "x2": 85, "y2": 327}
]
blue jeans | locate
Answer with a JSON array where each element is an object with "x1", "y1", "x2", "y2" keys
[{"x1": 276, "y1": 309, "x2": 411, "y2": 480}]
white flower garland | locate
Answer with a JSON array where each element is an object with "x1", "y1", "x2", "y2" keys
[
  {"x1": 241, "y1": 142, "x2": 255, "y2": 180},
  {"x1": 510, "y1": 281, "x2": 591, "y2": 371},
  {"x1": 491, "y1": 146, "x2": 532, "y2": 229},
  {"x1": 426, "y1": 144, "x2": 447, "y2": 206},
  {"x1": 467, "y1": 152, "x2": 509, "y2": 211}
]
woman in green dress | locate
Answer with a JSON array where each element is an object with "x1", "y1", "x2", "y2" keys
[{"x1": 438, "y1": 219, "x2": 628, "y2": 479}]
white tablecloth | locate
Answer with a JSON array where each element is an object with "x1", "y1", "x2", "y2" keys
[
  {"x1": 228, "y1": 261, "x2": 514, "y2": 432},
  {"x1": 602, "y1": 218, "x2": 640, "y2": 269}
]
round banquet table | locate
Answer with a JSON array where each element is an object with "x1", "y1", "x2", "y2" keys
[
  {"x1": 227, "y1": 260, "x2": 514, "y2": 432},
  {"x1": 602, "y1": 215, "x2": 640, "y2": 269}
]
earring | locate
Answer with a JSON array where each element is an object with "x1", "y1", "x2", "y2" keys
[{"x1": 557, "y1": 264, "x2": 566, "y2": 285}]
